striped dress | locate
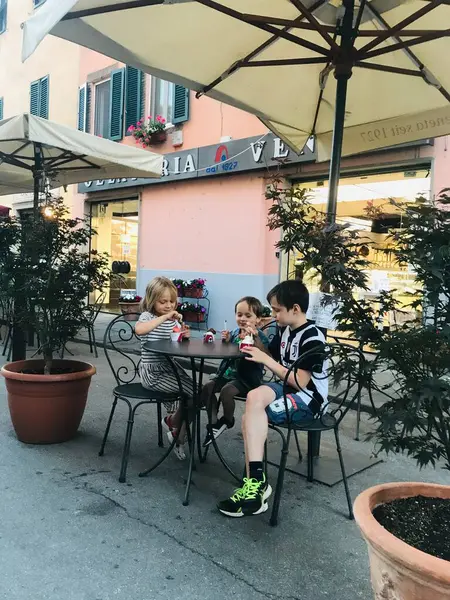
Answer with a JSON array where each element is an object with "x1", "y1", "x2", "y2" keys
[{"x1": 137, "y1": 312, "x2": 194, "y2": 404}]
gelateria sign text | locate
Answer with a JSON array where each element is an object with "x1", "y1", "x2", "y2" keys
[{"x1": 78, "y1": 134, "x2": 316, "y2": 193}]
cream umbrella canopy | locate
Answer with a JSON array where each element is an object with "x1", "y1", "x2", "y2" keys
[
  {"x1": 0, "y1": 113, "x2": 163, "y2": 206},
  {"x1": 22, "y1": 0, "x2": 450, "y2": 221}
]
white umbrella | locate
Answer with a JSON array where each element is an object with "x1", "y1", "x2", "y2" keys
[
  {"x1": 0, "y1": 113, "x2": 162, "y2": 204},
  {"x1": 21, "y1": 0, "x2": 450, "y2": 220}
]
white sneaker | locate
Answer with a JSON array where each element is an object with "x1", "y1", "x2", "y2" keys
[{"x1": 165, "y1": 429, "x2": 186, "y2": 461}]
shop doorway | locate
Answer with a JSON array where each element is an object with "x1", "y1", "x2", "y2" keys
[
  {"x1": 288, "y1": 168, "x2": 431, "y2": 327},
  {"x1": 90, "y1": 198, "x2": 139, "y2": 311}
]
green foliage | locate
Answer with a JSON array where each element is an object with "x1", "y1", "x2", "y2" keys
[
  {"x1": 266, "y1": 181, "x2": 450, "y2": 471},
  {"x1": 0, "y1": 196, "x2": 110, "y2": 373}
]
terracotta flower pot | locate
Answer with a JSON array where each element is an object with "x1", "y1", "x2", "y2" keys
[
  {"x1": 119, "y1": 302, "x2": 141, "y2": 321},
  {"x1": 183, "y1": 311, "x2": 205, "y2": 323},
  {"x1": 184, "y1": 287, "x2": 204, "y2": 298},
  {"x1": 1, "y1": 359, "x2": 96, "y2": 444},
  {"x1": 354, "y1": 482, "x2": 450, "y2": 600},
  {"x1": 149, "y1": 130, "x2": 167, "y2": 145}
]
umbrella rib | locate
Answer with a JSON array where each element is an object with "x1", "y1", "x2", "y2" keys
[
  {"x1": 196, "y1": 0, "x2": 328, "y2": 97},
  {"x1": 195, "y1": 0, "x2": 331, "y2": 57},
  {"x1": 359, "y1": 0, "x2": 444, "y2": 55},
  {"x1": 0, "y1": 149, "x2": 32, "y2": 171},
  {"x1": 354, "y1": 61, "x2": 423, "y2": 77},
  {"x1": 362, "y1": 29, "x2": 450, "y2": 60},
  {"x1": 288, "y1": 0, "x2": 340, "y2": 52},
  {"x1": 363, "y1": 4, "x2": 450, "y2": 103},
  {"x1": 62, "y1": 0, "x2": 164, "y2": 20},
  {"x1": 244, "y1": 57, "x2": 329, "y2": 67}
]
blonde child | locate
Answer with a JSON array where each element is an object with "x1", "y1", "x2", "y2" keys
[{"x1": 135, "y1": 276, "x2": 193, "y2": 460}]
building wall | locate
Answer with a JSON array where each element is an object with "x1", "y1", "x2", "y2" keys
[
  {"x1": 0, "y1": 0, "x2": 81, "y2": 212},
  {"x1": 138, "y1": 173, "x2": 279, "y2": 328}
]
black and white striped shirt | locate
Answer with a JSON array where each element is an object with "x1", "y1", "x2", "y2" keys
[{"x1": 269, "y1": 321, "x2": 328, "y2": 414}]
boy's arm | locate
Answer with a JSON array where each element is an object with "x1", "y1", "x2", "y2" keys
[{"x1": 260, "y1": 354, "x2": 312, "y2": 391}]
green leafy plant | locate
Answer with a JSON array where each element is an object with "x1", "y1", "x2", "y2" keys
[{"x1": 0, "y1": 196, "x2": 110, "y2": 374}]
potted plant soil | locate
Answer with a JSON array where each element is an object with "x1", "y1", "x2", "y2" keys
[
  {"x1": 0, "y1": 196, "x2": 109, "y2": 444},
  {"x1": 118, "y1": 293, "x2": 142, "y2": 320},
  {"x1": 183, "y1": 278, "x2": 206, "y2": 298}
]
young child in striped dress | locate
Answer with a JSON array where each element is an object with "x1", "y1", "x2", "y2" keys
[{"x1": 135, "y1": 276, "x2": 193, "y2": 460}]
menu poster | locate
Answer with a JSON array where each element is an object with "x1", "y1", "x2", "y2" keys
[{"x1": 307, "y1": 293, "x2": 340, "y2": 330}]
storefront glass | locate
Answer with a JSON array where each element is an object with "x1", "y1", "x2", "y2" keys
[
  {"x1": 90, "y1": 198, "x2": 139, "y2": 311},
  {"x1": 288, "y1": 169, "x2": 431, "y2": 328}
]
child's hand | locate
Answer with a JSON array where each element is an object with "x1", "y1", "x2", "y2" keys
[
  {"x1": 166, "y1": 310, "x2": 182, "y2": 322},
  {"x1": 243, "y1": 346, "x2": 269, "y2": 365},
  {"x1": 221, "y1": 330, "x2": 231, "y2": 343},
  {"x1": 244, "y1": 325, "x2": 258, "y2": 337},
  {"x1": 182, "y1": 324, "x2": 191, "y2": 338}
]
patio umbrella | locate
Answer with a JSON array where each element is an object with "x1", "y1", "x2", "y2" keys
[
  {"x1": 0, "y1": 113, "x2": 163, "y2": 211},
  {"x1": 21, "y1": 0, "x2": 450, "y2": 222}
]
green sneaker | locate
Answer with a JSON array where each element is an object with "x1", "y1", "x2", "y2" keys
[{"x1": 218, "y1": 476, "x2": 272, "y2": 518}]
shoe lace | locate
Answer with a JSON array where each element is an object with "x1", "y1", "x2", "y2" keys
[
  {"x1": 230, "y1": 485, "x2": 247, "y2": 503},
  {"x1": 241, "y1": 477, "x2": 262, "y2": 500}
]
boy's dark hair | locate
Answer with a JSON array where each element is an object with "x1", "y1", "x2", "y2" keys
[
  {"x1": 267, "y1": 280, "x2": 309, "y2": 313},
  {"x1": 235, "y1": 296, "x2": 264, "y2": 318}
]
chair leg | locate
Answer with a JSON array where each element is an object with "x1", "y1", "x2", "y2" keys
[
  {"x1": 355, "y1": 388, "x2": 362, "y2": 441},
  {"x1": 269, "y1": 429, "x2": 290, "y2": 527},
  {"x1": 294, "y1": 430, "x2": 303, "y2": 462},
  {"x1": 157, "y1": 403, "x2": 164, "y2": 447},
  {"x1": 90, "y1": 325, "x2": 98, "y2": 359},
  {"x1": 99, "y1": 397, "x2": 118, "y2": 456},
  {"x1": 334, "y1": 427, "x2": 354, "y2": 520},
  {"x1": 2, "y1": 326, "x2": 11, "y2": 356},
  {"x1": 119, "y1": 404, "x2": 136, "y2": 483},
  {"x1": 307, "y1": 432, "x2": 314, "y2": 483},
  {"x1": 87, "y1": 326, "x2": 93, "y2": 354}
]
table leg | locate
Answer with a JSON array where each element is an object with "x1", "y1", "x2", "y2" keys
[{"x1": 183, "y1": 357, "x2": 202, "y2": 506}]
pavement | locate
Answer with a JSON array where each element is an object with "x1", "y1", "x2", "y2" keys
[{"x1": 1, "y1": 342, "x2": 449, "y2": 600}]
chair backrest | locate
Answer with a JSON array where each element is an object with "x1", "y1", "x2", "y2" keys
[
  {"x1": 86, "y1": 291, "x2": 107, "y2": 324},
  {"x1": 281, "y1": 342, "x2": 365, "y2": 426},
  {"x1": 103, "y1": 313, "x2": 142, "y2": 386}
]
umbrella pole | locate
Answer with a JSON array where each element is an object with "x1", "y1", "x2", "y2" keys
[
  {"x1": 326, "y1": 0, "x2": 355, "y2": 225},
  {"x1": 11, "y1": 144, "x2": 43, "y2": 361}
]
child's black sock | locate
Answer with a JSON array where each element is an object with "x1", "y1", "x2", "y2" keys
[{"x1": 249, "y1": 461, "x2": 264, "y2": 482}]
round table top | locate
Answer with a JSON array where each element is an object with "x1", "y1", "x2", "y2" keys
[{"x1": 144, "y1": 338, "x2": 242, "y2": 359}]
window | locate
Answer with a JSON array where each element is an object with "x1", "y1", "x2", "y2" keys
[
  {"x1": 30, "y1": 76, "x2": 49, "y2": 119},
  {"x1": 152, "y1": 78, "x2": 174, "y2": 125},
  {"x1": 94, "y1": 80, "x2": 111, "y2": 138},
  {"x1": 0, "y1": 0, "x2": 7, "y2": 35}
]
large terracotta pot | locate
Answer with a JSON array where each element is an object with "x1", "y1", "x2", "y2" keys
[
  {"x1": 354, "y1": 482, "x2": 450, "y2": 600},
  {"x1": 119, "y1": 302, "x2": 141, "y2": 321},
  {"x1": 1, "y1": 359, "x2": 96, "y2": 444}
]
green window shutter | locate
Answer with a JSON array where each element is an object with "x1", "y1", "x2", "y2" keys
[
  {"x1": 39, "y1": 75, "x2": 49, "y2": 119},
  {"x1": 0, "y1": 97, "x2": 3, "y2": 121},
  {"x1": 172, "y1": 85, "x2": 190, "y2": 124},
  {"x1": 109, "y1": 68, "x2": 125, "y2": 141},
  {"x1": 78, "y1": 85, "x2": 86, "y2": 131},
  {"x1": 125, "y1": 66, "x2": 144, "y2": 134},
  {"x1": 85, "y1": 84, "x2": 91, "y2": 133},
  {"x1": 30, "y1": 81, "x2": 40, "y2": 116}
]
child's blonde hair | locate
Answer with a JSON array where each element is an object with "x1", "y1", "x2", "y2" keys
[{"x1": 141, "y1": 276, "x2": 178, "y2": 314}]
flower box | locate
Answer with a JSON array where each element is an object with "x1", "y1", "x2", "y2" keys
[
  {"x1": 149, "y1": 130, "x2": 167, "y2": 145},
  {"x1": 118, "y1": 301, "x2": 141, "y2": 321},
  {"x1": 184, "y1": 287, "x2": 203, "y2": 298},
  {"x1": 183, "y1": 311, "x2": 205, "y2": 323}
]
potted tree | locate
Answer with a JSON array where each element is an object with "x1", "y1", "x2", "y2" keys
[
  {"x1": 352, "y1": 192, "x2": 450, "y2": 599},
  {"x1": 0, "y1": 196, "x2": 110, "y2": 444}
]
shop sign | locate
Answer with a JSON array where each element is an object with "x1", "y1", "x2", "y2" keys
[{"x1": 78, "y1": 134, "x2": 316, "y2": 194}]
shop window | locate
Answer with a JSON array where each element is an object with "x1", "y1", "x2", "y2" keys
[
  {"x1": 151, "y1": 78, "x2": 189, "y2": 126},
  {"x1": 94, "y1": 80, "x2": 111, "y2": 139},
  {"x1": 30, "y1": 75, "x2": 49, "y2": 119},
  {"x1": 0, "y1": 0, "x2": 7, "y2": 35}
]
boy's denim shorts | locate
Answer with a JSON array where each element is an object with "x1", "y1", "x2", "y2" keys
[{"x1": 263, "y1": 382, "x2": 314, "y2": 425}]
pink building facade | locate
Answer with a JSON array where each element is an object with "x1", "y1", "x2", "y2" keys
[{"x1": 75, "y1": 49, "x2": 447, "y2": 329}]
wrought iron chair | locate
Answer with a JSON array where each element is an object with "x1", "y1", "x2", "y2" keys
[
  {"x1": 62, "y1": 292, "x2": 106, "y2": 359},
  {"x1": 99, "y1": 313, "x2": 184, "y2": 483},
  {"x1": 267, "y1": 342, "x2": 365, "y2": 526}
]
